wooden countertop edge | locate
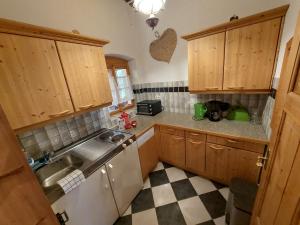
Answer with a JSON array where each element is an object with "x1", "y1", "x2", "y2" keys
[{"x1": 134, "y1": 123, "x2": 269, "y2": 145}]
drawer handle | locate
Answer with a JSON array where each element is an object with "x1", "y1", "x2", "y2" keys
[
  {"x1": 189, "y1": 132, "x2": 201, "y2": 136},
  {"x1": 173, "y1": 136, "x2": 184, "y2": 141},
  {"x1": 227, "y1": 139, "x2": 238, "y2": 143},
  {"x1": 79, "y1": 104, "x2": 95, "y2": 110},
  {"x1": 48, "y1": 110, "x2": 70, "y2": 118},
  {"x1": 205, "y1": 87, "x2": 219, "y2": 90},
  {"x1": 209, "y1": 144, "x2": 224, "y2": 150},
  {"x1": 189, "y1": 140, "x2": 203, "y2": 144}
]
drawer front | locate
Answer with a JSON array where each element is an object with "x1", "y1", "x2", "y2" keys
[
  {"x1": 186, "y1": 131, "x2": 206, "y2": 141},
  {"x1": 207, "y1": 135, "x2": 265, "y2": 153},
  {"x1": 160, "y1": 126, "x2": 185, "y2": 137}
]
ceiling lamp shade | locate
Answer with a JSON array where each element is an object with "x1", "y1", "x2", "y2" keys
[{"x1": 133, "y1": 0, "x2": 166, "y2": 15}]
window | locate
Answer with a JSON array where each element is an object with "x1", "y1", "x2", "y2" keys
[{"x1": 105, "y1": 56, "x2": 134, "y2": 114}]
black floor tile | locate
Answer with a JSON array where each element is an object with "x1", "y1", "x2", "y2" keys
[
  {"x1": 200, "y1": 191, "x2": 227, "y2": 219},
  {"x1": 156, "y1": 202, "x2": 187, "y2": 225},
  {"x1": 171, "y1": 179, "x2": 197, "y2": 200},
  {"x1": 131, "y1": 189, "x2": 155, "y2": 213},
  {"x1": 211, "y1": 180, "x2": 227, "y2": 189},
  {"x1": 184, "y1": 170, "x2": 197, "y2": 178},
  {"x1": 114, "y1": 215, "x2": 132, "y2": 225},
  {"x1": 162, "y1": 162, "x2": 173, "y2": 169},
  {"x1": 197, "y1": 220, "x2": 215, "y2": 225},
  {"x1": 149, "y1": 170, "x2": 170, "y2": 187}
]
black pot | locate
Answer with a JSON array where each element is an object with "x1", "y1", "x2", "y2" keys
[{"x1": 205, "y1": 101, "x2": 231, "y2": 122}]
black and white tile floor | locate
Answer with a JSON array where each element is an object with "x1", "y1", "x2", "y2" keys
[{"x1": 114, "y1": 162, "x2": 229, "y2": 225}]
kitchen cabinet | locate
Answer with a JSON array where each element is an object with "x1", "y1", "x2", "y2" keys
[
  {"x1": 182, "y1": 6, "x2": 288, "y2": 93},
  {"x1": 137, "y1": 128, "x2": 159, "y2": 180},
  {"x1": 160, "y1": 132, "x2": 185, "y2": 169},
  {"x1": 0, "y1": 33, "x2": 74, "y2": 129},
  {"x1": 0, "y1": 106, "x2": 59, "y2": 225},
  {"x1": 188, "y1": 32, "x2": 225, "y2": 92},
  {"x1": 223, "y1": 18, "x2": 281, "y2": 91},
  {"x1": 56, "y1": 41, "x2": 112, "y2": 112},
  {"x1": 51, "y1": 165, "x2": 119, "y2": 225},
  {"x1": 106, "y1": 142, "x2": 143, "y2": 215},
  {"x1": 206, "y1": 143, "x2": 231, "y2": 183},
  {"x1": 186, "y1": 137, "x2": 206, "y2": 175}
]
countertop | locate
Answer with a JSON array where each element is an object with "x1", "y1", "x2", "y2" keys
[{"x1": 128, "y1": 112, "x2": 269, "y2": 144}]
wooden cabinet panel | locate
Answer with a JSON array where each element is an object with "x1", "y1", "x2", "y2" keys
[
  {"x1": 207, "y1": 135, "x2": 265, "y2": 153},
  {"x1": 0, "y1": 106, "x2": 59, "y2": 225},
  {"x1": 186, "y1": 138, "x2": 206, "y2": 174},
  {"x1": 188, "y1": 32, "x2": 225, "y2": 91},
  {"x1": 160, "y1": 125, "x2": 185, "y2": 137},
  {"x1": 224, "y1": 18, "x2": 281, "y2": 90},
  {"x1": 206, "y1": 143, "x2": 230, "y2": 183},
  {"x1": 56, "y1": 41, "x2": 112, "y2": 111},
  {"x1": 228, "y1": 148, "x2": 262, "y2": 183},
  {"x1": 160, "y1": 133, "x2": 185, "y2": 168},
  {"x1": 186, "y1": 131, "x2": 206, "y2": 141},
  {"x1": 0, "y1": 34, "x2": 74, "y2": 129},
  {"x1": 138, "y1": 136, "x2": 159, "y2": 180}
]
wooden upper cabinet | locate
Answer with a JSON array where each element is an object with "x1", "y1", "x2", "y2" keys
[
  {"x1": 56, "y1": 42, "x2": 112, "y2": 111},
  {"x1": 188, "y1": 32, "x2": 225, "y2": 92},
  {"x1": 223, "y1": 18, "x2": 281, "y2": 91},
  {"x1": 0, "y1": 34, "x2": 74, "y2": 129}
]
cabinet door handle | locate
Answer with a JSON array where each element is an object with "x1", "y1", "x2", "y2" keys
[
  {"x1": 108, "y1": 164, "x2": 113, "y2": 169},
  {"x1": 227, "y1": 139, "x2": 238, "y2": 143},
  {"x1": 205, "y1": 87, "x2": 219, "y2": 90},
  {"x1": 227, "y1": 86, "x2": 245, "y2": 90},
  {"x1": 49, "y1": 110, "x2": 70, "y2": 118},
  {"x1": 172, "y1": 136, "x2": 184, "y2": 141},
  {"x1": 189, "y1": 132, "x2": 201, "y2": 136},
  {"x1": 188, "y1": 140, "x2": 203, "y2": 145},
  {"x1": 101, "y1": 169, "x2": 106, "y2": 174},
  {"x1": 209, "y1": 144, "x2": 224, "y2": 150},
  {"x1": 79, "y1": 104, "x2": 95, "y2": 110}
]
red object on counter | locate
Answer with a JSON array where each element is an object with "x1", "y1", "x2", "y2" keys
[{"x1": 119, "y1": 112, "x2": 134, "y2": 129}]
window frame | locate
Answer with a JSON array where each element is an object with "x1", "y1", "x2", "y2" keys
[{"x1": 105, "y1": 56, "x2": 135, "y2": 115}]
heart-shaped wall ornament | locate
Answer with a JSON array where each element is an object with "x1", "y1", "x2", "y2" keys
[{"x1": 149, "y1": 28, "x2": 177, "y2": 63}]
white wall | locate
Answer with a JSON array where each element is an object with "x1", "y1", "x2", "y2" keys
[
  {"x1": 273, "y1": 0, "x2": 300, "y2": 88},
  {"x1": 131, "y1": 0, "x2": 292, "y2": 84},
  {"x1": 0, "y1": 0, "x2": 141, "y2": 64}
]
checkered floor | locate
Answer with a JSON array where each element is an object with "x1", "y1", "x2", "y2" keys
[{"x1": 114, "y1": 162, "x2": 229, "y2": 225}]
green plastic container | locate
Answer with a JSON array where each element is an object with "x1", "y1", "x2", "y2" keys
[
  {"x1": 193, "y1": 103, "x2": 207, "y2": 120},
  {"x1": 227, "y1": 106, "x2": 250, "y2": 121}
]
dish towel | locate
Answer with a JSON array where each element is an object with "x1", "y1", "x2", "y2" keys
[{"x1": 57, "y1": 169, "x2": 86, "y2": 194}]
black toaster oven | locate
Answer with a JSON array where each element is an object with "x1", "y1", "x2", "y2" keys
[{"x1": 137, "y1": 100, "x2": 162, "y2": 116}]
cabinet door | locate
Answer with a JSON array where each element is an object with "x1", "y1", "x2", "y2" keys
[
  {"x1": 188, "y1": 32, "x2": 225, "y2": 91},
  {"x1": 0, "y1": 34, "x2": 74, "y2": 129},
  {"x1": 51, "y1": 166, "x2": 119, "y2": 225},
  {"x1": 106, "y1": 142, "x2": 143, "y2": 215},
  {"x1": 56, "y1": 42, "x2": 112, "y2": 111},
  {"x1": 228, "y1": 148, "x2": 262, "y2": 183},
  {"x1": 186, "y1": 138, "x2": 206, "y2": 174},
  {"x1": 138, "y1": 136, "x2": 159, "y2": 180},
  {"x1": 160, "y1": 133, "x2": 185, "y2": 168},
  {"x1": 206, "y1": 143, "x2": 230, "y2": 184},
  {"x1": 224, "y1": 18, "x2": 281, "y2": 91}
]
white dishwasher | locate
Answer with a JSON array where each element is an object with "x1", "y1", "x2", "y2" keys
[{"x1": 106, "y1": 141, "x2": 143, "y2": 215}]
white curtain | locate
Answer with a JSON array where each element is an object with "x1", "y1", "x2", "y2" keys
[{"x1": 108, "y1": 69, "x2": 119, "y2": 111}]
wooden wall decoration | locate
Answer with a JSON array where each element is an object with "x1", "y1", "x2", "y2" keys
[{"x1": 149, "y1": 28, "x2": 177, "y2": 63}]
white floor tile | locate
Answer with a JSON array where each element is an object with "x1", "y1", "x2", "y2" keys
[
  {"x1": 178, "y1": 196, "x2": 211, "y2": 225},
  {"x1": 214, "y1": 215, "x2": 226, "y2": 225},
  {"x1": 219, "y1": 187, "x2": 229, "y2": 201},
  {"x1": 153, "y1": 162, "x2": 164, "y2": 171},
  {"x1": 165, "y1": 167, "x2": 187, "y2": 182},
  {"x1": 132, "y1": 208, "x2": 158, "y2": 225},
  {"x1": 152, "y1": 183, "x2": 177, "y2": 207},
  {"x1": 189, "y1": 176, "x2": 217, "y2": 195},
  {"x1": 143, "y1": 177, "x2": 151, "y2": 189},
  {"x1": 122, "y1": 205, "x2": 131, "y2": 216}
]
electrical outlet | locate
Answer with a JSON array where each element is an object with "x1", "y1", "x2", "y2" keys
[{"x1": 155, "y1": 94, "x2": 161, "y2": 99}]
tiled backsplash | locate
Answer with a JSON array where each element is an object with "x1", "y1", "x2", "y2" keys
[
  {"x1": 133, "y1": 81, "x2": 269, "y2": 116},
  {"x1": 18, "y1": 108, "x2": 114, "y2": 160}
]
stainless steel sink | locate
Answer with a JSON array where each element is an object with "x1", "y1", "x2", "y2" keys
[{"x1": 36, "y1": 154, "x2": 84, "y2": 190}]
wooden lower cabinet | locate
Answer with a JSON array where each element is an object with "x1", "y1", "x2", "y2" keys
[
  {"x1": 160, "y1": 133, "x2": 185, "y2": 168},
  {"x1": 206, "y1": 143, "x2": 262, "y2": 184},
  {"x1": 138, "y1": 136, "x2": 159, "y2": 180},
  {"x1": 186, "y1": 138, "x2": 206, "y2": 174}
]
